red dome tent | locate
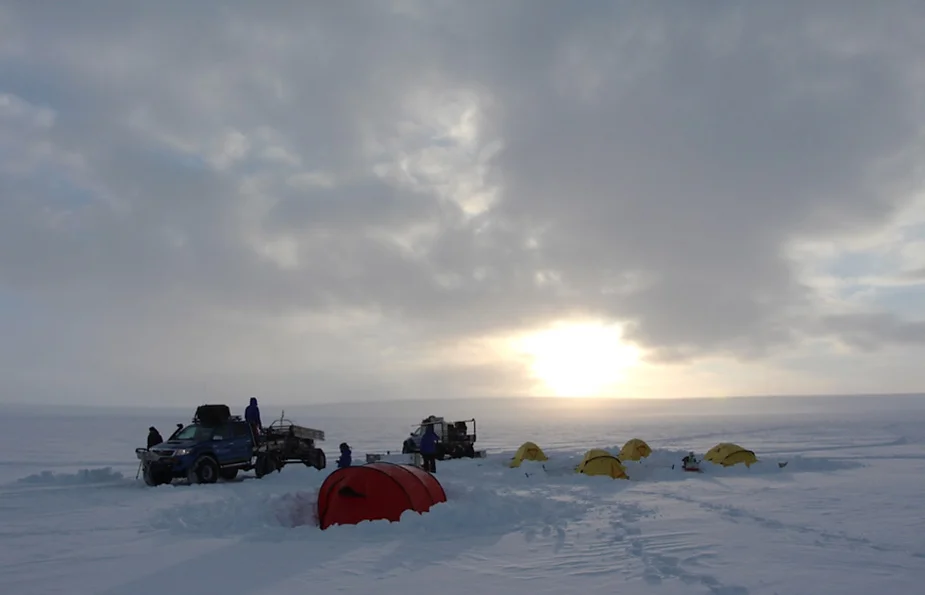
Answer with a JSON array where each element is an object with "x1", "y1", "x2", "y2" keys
[{"x1": 317, "y1": 462, "x2": 447, "y2": 530}]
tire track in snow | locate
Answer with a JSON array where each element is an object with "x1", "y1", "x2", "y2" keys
[
  {"x1": 512, "y1": 496, "x2": 751, "y2": 594},
  {"x1": 609, "y1": 501, "x2": 750, "y2": 595},
  {"x1": 497, "y1": 477, "x2": 755, "y2": 592},
  {"x1": 626, "y1": 533, "x2": 749, "y2": 595},
  {"x1": 649, "y1": 490, "x2": 919, "y2": 559}
]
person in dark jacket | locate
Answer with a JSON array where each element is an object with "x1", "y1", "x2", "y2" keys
[
  {"x1": 419, "y1": 424, "x2": 440, "y2": 473},
  {"x1": 147, "y1": 427, "x2": 163, "y2": 449},
  {"x1": 337, "y1": 442, "x2": 352, "y2": 468},
  {"x1": 245, "y1": 397, "x2": 262, "y2": 438}
]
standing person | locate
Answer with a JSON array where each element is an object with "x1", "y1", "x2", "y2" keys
[
  {"x1": 245, "y1": 397, "x2": 262, "y2": 439},
  {"x1": 147, "y1": 427, "x2": 163, "y2": 449},
  {"x1": 337, "y1": 442, "x2": 352, "y2": 468},
  {"x1": 419, "y1": 423, "x2": 440, "y2": 473}
]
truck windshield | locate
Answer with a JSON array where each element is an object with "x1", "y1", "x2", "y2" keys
[{"x1": 173, "y1": 425, "x2": 214, "y2": 441}]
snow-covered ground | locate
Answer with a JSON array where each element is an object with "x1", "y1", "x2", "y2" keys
[{"x1": 1, "y1": 395, "x2": 924, "y2": 594}]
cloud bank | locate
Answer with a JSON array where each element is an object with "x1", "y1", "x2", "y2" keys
[{"x1": 2, "y1": 1, "x2": 925, "y2": 405}]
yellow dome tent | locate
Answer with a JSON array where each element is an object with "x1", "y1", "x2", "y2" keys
[
  {"x1": 618, "y1": 438, "x2": 652, "y2": 462},
  {"x1": 703, "y1": 442, "x2": 736, "y2": 462},
  {"x1": 576, "y1": 448, "x2": 628, "y2": 479},
  {"x1": 704, "y1": 442, "x2": 758, "y2": 468},
  {"x1": 509, "y1": 441, "x2": 548, "y2": 468}
]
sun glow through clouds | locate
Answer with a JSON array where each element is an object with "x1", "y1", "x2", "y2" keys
[{"x1": 514, "y1": 321, "x2": 641, "y2": 398}]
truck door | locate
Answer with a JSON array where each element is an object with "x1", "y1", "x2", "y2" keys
[
  {"x1": 228, "y1": 422, "x2": 253, "y2": 463},
  {"x1": 209, "y1": 424, "x2": 234, "y2": 465},
  {"x1": 409, "y1": 425, "x2": 424, "y2": 449}
]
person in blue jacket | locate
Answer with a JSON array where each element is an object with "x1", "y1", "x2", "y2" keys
[
  {"x1": 419, "y1": 424, "x2": 440, "y2": 473},
  {"x1": 337, "y1": 442, "x2": 352, "y2": 468},
  {"x1": 245, "y1": 397, "x2": 262, "y2": 438}
]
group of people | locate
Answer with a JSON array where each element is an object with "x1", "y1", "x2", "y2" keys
[
  {"x1": 333, "y1": 423, "x2": 440, "y2": 471},
  {"x1": 243, "y1": 396, "x2": 354, "y2": 470},
  {"x1": 144, "y1": 397, "x2": 441, "y2": 474},
  {"x1": 235, "y1": 399, "x2": 442, "y2": 473},
  {"x1": 144, "y1": 397, "x2": 355, "y2": 469},
  {"x1": 146, "y1": 397, "x2": 266, "y2": 449}
]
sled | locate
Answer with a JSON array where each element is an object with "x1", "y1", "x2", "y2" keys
[{"x1": 682, "y1": 460, "x2": 703, "y2": 473}]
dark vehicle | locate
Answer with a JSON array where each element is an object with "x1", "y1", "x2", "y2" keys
[
  {"x1": 401, "y1": 415, "x2": 481, "y2": 460},
  {"x1": 136, "y1": 404, "x2": 326, "y2": 486}
]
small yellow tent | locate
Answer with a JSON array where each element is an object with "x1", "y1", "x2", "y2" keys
[
  {"x1": 576, "y1": 448, "x2": 628, "y2": 479},
  {"x1": 509, "y1": 441, "x2": 548, "y2": 468},
  {"x1": 618, "y1": 438, "x2": 652, "y2": 462},
  {"x1": 703, "y1": 442, "x2": 737, "y2": 461},
  {"x1": 704, "y1": 442, "x2": 758, "y2": 467}
]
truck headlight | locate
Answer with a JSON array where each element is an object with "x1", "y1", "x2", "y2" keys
[{"x1": 174, "y1": 448, "x2": 193, "y2": 456}]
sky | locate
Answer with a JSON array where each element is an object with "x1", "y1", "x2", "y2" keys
[{"x1": 2, "y1": 1, "x2": 925, "y2": 407}]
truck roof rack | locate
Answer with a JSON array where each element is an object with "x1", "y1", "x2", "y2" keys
[{"x1": 193, "y1": 404, "x2": 232, "y2": 426}]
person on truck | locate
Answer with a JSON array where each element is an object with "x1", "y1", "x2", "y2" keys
[
  {"x1": 337, "y1": 442, "x2": 352, "y2": 468},
  {"x1": 245, "y1": 397, "x2": 262, "y2": 438},
  {"x1": 420, "y1": 423, "x2": 440, "y2": 473},
  {"x1": 147, "y1": 427, "x2": 163, "y2": 449}
]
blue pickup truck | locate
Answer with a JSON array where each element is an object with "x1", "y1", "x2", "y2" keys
[{"x1": 137, "y1": 404, "x2": 326, "y2": 486}]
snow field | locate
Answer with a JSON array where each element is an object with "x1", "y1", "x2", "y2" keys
[{"x1": 1, "y1": 397, "x2": 924, "y2": 594}]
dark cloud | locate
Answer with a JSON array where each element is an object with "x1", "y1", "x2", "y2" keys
[
  {"x1": 822, "y1": 313, "x2": 925, "y2": 351},
  {"x1": 2, "y1": 1, "x2": 925, "y2": 404}
]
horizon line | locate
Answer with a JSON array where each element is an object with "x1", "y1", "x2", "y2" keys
[{"x1": 0, "y1": 391, "x2": 923, "y2": 411}]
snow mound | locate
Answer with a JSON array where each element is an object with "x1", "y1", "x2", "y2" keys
[
  {"x1": 149, "y1": 488, "x2": 320, "y2": 538},
  {"x1": 622, "y1": 449, "x2": 865, "y2": 482},
  {"x1": 150, "y1": 476, "x2": 590, "y2": 541},
  {"x1": 15, "y1": 467, "x2": 127, "y2": 485},
  {"x1": 272, "y1": 490, "x2": 319, "y2": 528},
  {"x1": 333, "y1": 482, "x2": 591, "y2": 538},
  {"x1": 489, "y1": 447, "x2": 864, "y2": 482}
]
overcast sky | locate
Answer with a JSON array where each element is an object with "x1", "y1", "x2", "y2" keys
[{"x1": 2, "y1": 1, "x2": 925, "y2": 407}]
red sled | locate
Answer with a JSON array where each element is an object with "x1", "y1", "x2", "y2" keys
[{"x1": 682, "y1": 464, "x2": 703, "y2": 473}]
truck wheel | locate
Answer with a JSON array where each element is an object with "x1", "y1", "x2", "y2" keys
[
  {"x1": 142, "y1": 464, "x2": 158, "y2": 487},
  {"x1": 219, "y1": 468, "x2": 238, "y2": 481},
  {"x1": 255, "y1": 453, "x2": 275, "y2": 478},
  {"x1": 465, "y1": 444, "x2": 475, "y2": 458},
  {"x1": 143, "y1": 464, "x2": 171, "y2": 486},
  {"x1": 304, "y1": 449, "x2": 326, "y2": 470},
  {"x1": 191, "y1": 456, "x2": 219, "y2": 484},
  {"x1": 155, "y1": 468, "x2": 173, "y2": 485}
]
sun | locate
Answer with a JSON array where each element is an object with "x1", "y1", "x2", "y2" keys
[{"x1": 512, "y1": 321, "x2": 641, "y2": 397}]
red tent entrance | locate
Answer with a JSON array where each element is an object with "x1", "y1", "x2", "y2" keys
[{"x1": 317, "y1": 462, "x2": 447, "y2": 530}]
